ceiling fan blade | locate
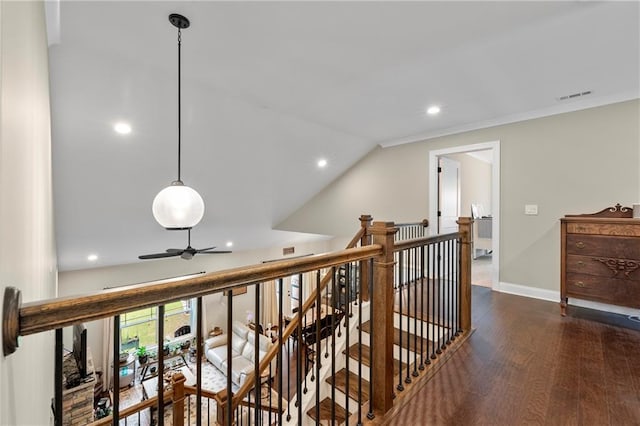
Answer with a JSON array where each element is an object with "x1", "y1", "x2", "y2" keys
[
  {"x1": 138, "y1": 251, "x2": 183, "y2": 260},
  {"x1": 195, "y1": 246, "x2": 217, "y2": 252},
  {"x1": 166, "y1": 248, "x2": 183, "y2": 253}
]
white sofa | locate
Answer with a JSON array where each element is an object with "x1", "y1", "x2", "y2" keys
[{"x1": 204, "y1": 321, "x2": 274, "y2": 386}]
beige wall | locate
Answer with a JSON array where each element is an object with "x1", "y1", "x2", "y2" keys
[
  {"x1": 0, "y1": 2, "x2": 58, "y2": 424},
  {"x1": 279, "y1": 100, "x2": 640, "y2": 294},
  {"x1": 58, "y1": 239, "x2": 332, "y2": 365},
  {"x1": 443, "y1": 153, "x2": 492, "y2": 217}
]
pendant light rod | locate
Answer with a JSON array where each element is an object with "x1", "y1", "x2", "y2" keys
[
  {"x1": 177, "y1": 26, "x2": 182, "y2": 182},
  {"x1": 169, "y1": 13, "x2": 190, "y2": 183}
]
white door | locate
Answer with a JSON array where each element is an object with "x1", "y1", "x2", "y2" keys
[{"x1": 438, "y1": 157, "x2": 460, "y2": 233}]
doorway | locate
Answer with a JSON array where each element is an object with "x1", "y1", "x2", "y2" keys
[{"x1": 429, "y1": 141, "x2": 500, "y2": 290}]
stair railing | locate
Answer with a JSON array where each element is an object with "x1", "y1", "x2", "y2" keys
[
  {"x1": 2, "y1": 216, "x2": 472, "y2": 426},
  {"x1": 228, "y1": 216, "x2": 372, "y2": 423}
]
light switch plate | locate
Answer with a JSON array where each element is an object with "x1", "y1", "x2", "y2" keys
[{"x1": 525, "y1": 204, "x2": 538, "y2": 215}]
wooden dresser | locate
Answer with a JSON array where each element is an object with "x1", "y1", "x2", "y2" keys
[{"x1": 560, "y1": 204, "x2": 640, "y2": 315}]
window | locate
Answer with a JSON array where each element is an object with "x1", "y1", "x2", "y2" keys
[{"x1": 120, "y1": 299, "x2": 195, "y2": 350}]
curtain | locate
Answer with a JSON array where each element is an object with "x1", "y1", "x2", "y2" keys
[
  {"x1": 261, "y1": 280, "x2": 278, "y2": 329},
  {"x1": 101, "y1": 317, "x2": 115, "y2": 392},
  {"x1": 200, "y1": 297, "x2": 208, "y2": 341},
  {"x1": 303, "y1": 271, "x2": 315, "y2": 305}
]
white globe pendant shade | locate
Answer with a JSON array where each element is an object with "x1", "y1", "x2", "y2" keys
[{"x1": 152, "y1": 181, "x2": 205, "y2": 230}]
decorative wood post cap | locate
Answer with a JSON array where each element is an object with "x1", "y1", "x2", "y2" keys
[
  {"x1": 457, "y1": 217, "x2": 473, "y2": 225},
  {"x1": 171, "y1": 372, "x2": 186, "y2": 384},
  {"x1": 369, "y1": 221, "x2": 398, "y2": 236},
  {"x1": 421, "y1": 219, "x2": 429, "y2": 227}
]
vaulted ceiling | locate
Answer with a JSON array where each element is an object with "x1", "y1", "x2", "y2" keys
[{"x1": 48, "y1": 1, "x2": 639, "y2": 271}]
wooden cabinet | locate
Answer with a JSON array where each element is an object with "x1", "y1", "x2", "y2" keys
[{"x1": 560, "y1": 204, "x2": 640, "y2": 315}]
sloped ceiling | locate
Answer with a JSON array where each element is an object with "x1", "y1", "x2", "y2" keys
[{"x1": 48, "y1": 1, "x2": 639, "y2": 271}]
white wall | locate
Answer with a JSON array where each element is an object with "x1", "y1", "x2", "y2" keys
[
  {"x1": 57, "y1": 239, "x2": 332, "y2": 366},
  {"x1": 278, "y1": 100, "x2": 640, "y2": 296},
  {"x1": 0, "y1": 2, "x2": 58, "y2": 424}
]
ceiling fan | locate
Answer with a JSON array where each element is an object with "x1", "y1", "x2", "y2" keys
[{"x1": 139, "y1": 229, "x2": 231, "y2": 260}]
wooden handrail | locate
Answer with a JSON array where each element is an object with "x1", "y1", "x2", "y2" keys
[
  {"x1": 3, "y1": 245, "x2": 382, "y2": 355},
  {"x1": 88, "y1": 391, "x2": 170, "y2": 426},
  {"x1": 346, "y1": 227, "x2": 366, "y2": 249},
  {"x1": 184, "y1": 385, "x2": 218, "y2": 400}
]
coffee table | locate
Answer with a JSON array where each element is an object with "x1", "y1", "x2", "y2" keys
[{"x1": 142, "y1": 365, "x2": 196, "y2": 424}]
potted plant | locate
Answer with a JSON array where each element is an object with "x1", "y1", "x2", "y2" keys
[
  {"x1": 136, "y1": 346, "x2": 148, "y2": 364},
  {"x1": 163, "y1": 344, "x2": 170, "y2": 356},
  {"x1": 180, "y1": 340, "x2": 190, "y2": 351},
  {"x1": 171, "y1": 344, "x2": 180, "y2": 356}
]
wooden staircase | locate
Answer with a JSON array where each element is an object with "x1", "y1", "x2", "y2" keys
[{"x1": 301, "y1": 309, "x2": 446, "y2": 425}]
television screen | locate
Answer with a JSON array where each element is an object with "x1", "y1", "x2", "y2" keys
[{"x1": 72, "y1": 323, "x2": 87, "y2": 378}]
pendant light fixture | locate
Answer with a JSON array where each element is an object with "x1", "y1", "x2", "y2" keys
[{"x1": 152, "y1": 13, "x2": 205, "y2": 230}]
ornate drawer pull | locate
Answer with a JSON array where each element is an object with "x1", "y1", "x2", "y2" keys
[
  {"x1": 575, "y1": 281, "x2": 585, "y2": 288},
  {"x1": 575, "y1": 242, "x2": 585, "y2": 249}
]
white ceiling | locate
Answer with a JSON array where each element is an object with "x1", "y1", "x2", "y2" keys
[{"x1": 48, "y1": 1, "x2": 640, "y2": 271}]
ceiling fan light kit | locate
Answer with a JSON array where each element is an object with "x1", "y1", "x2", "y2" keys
[{"x1": 152, "y1": 13, "x2": 205, "y2": 231}]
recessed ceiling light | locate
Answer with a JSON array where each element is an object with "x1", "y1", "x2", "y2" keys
[
  {"x1": 226, "y1": 241, "x2": 233, "y2": 248},
  {"x1": 317, "y1": 159, "x2": 328, "y2": 168},
  {"x1": 114, "y1": 122, "x2": 132, "y2": 134},
  {"x1": 87, "y1": 254, "x2": 98, "y2": 262},
  {"x1": 426, "y1": 106, "x2": 441, "y2": 116}
]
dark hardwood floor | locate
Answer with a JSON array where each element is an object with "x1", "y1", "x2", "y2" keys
[{"x1": 384, "y1": 286, "x2": 640, "y2": 426}]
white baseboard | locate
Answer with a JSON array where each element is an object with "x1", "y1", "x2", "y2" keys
[
  {"x1": 496, "y1": 281, "x2": 558, "y2": 302},
  {"x1": 569, "y1": 299, "x2": 640, "y2": 317},
  {"x1": 496, "y1": 281, "x2": 640, "y2": 317}
]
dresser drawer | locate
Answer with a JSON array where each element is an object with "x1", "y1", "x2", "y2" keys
[
  {"x1": 567, "y1": 222, "x2": 640, "y2": 237},
  {"x1": 566, "y1": 234, "x2": 640, "y2": 259},
  {"x1": 566, "y1": 273, "x2": 640, "y2": 308},
  {"x1": 566, "y1": 254, "x2": 640, "y2": 279}
]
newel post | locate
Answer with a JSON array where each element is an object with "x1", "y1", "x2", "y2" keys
[
  {"x1": 171, "y1": 372, "x2": 186, "y2": 426},
  {"x1": 359, "y1": 214, "x2": 373, "y2": 302},
  {"x1": 369, "y1": 221, "x2": 397, "y2": 414},
  {"x1": 457, "y1": 217, "x2": 473, "y2": 332},
  {"x1": 215, "y1": 389, "x2": 229, "y2": 426}
]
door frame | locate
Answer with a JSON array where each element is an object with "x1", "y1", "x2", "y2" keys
[{"x1": 428, "y1": 140, "x2": 500, "y2": 289}]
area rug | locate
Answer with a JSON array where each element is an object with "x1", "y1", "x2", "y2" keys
[
  {"x1": 161, "y1": 360, "x2": 239, "y2": 425},
  {"x1": 117, "y1": 361, "x2": 244, "y2": 425}
]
